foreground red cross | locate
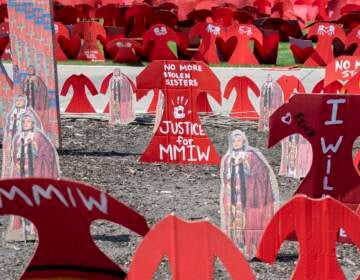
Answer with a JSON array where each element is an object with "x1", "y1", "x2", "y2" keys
[{"x1": 0, "y1": 178, "x2": 149, "y2": 279}]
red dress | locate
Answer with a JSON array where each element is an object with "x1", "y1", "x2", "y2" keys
[
  {"x1": 277, "y1": 75, "x2": 305, "y2": 102},
  {"x1": 61, "y1": 74, "x2": 98, "y2": 113},
  {"x1": 128, "y1": 215, "x2": 255, "y2": 280},
  {"x1": 257, "y1": 195, "x2": 360, "y2": 280},
  {"x1": 224, "y1": 76, "x2": 260, "y2": 120}
]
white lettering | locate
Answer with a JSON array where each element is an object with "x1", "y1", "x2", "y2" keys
[
  {"x1": 160, "y1": 144, "x2": 173, "y2": 160},
  {"x1": 324, "y1": 98, "x2": 345, "y2": 125},
  {"x1": 323, "y1": 176, "x2": 334, "y2": 191},
  {"x1": 0, "y1": 186, "x2": 33, "y2": 208},
  {"x1": 67, "y1": 187, "x2": 77, "y2": 207},
  {"x1": 197, "y1": 146, "x2": 210, "y2": 161},
  {"x1": 76, "y1": 189, "x2": 108, "y2": 215},
  {"x1": 164, "y1": 64, "x2": 175, "y2": 71},
  {"x1": 173, "y1": 145, "x2": 186, "y2": 161},
  {"x1": 320, "y1": 136, "x2": 343, "y2": 154},
  {"x1": 32, "y1": 184, "x2": 69, "y2": 208},
  {"x1": 326, "y1": 156, "x2": 331, "y2": 175}
]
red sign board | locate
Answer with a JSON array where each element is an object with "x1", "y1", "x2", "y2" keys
[
  {"x1": 137, "y1": 60, "x2": 221, "y2": 164},
  {"x1": 0, "y1": 178, "x2": 149, "y2": 279},
  {"x1": 269, "y1": 94, "x2": 360, "y2": 212},
  {"x1": 257, "y1": 195, "x2": 360, "y2": 279},
  {"x1": 324, "y1": 55, "x2": 360, "y2": 87},
  {"x1": 128, "y1": 215, "x2": 255, "y2": 280}
]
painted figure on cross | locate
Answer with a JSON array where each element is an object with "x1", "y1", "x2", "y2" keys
[
  {"x1": 1, "y1": 95, "x2": 42, "y2": 179},
  {"x1": 22, "y1": 65, "x2": 48, "y2": 120},
  {"x1": 108, "y1": 68, "x2": 135, "y2": 125},
  {"x1": 258, "y1": 74, "x2": 284, "y2": 132},
  {"x1": 220, "y1": 129, "x2": 279, "y2": 259},
  {"x1": 10, "y1": 112, "x2": 60, "y2": 178},
  {"x1": 5, "y1": 111, "x2": 60, "y2": 242}
]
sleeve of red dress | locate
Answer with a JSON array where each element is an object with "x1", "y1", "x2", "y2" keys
[
  {"x1": 83, "y1": 75, "x2": 98, "y2": 96},
  {"x1": 224, "y1": 77, "x2": 237, "y2": 99},
  {"x1": 127, "y1": 219, "x2": 170, "y2": 280},
  {"x1": 297, "y1": 80, "x2": 306, "y2": 93},
  {"x1": 100, "y1": 73, "x2": 112, "y2": 94},
  {"x1": 256, "y1": 197, "x2": 298, "y2": 263},
  {"x1": 210, "y1": 225, "x2": 255, "y2": 280},
  {"x1": 60, "y1": 76, "x2": 73, "y2": 96},
  {"x1": 247, "y1": 77, "x2": 260, "y2": 97}
]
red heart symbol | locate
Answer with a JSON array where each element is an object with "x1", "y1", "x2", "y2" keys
[
  {"x1": 215, "y1": 36, "x2": 237, "y2": 61},
  {"x1": 58, "y1": 35, "x2": 81, "y2": 59},
  {"x1": 290, "y1": 45, "x2": 314, "y2": 63},
  {"x1": 281, "y1": 112, "x2": 292, "y2": 125}
]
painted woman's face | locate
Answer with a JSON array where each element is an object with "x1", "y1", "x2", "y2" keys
[
  {"x1": 114, "y1": 69, "x2": 121, "y2": 76},
  {"x1": 232, "y1": 136, "x2": 244, "y2": 150},
  {"x1": 22, "y1": 117, "x2": 33, "y2": 131},
  {"x1": 27, "y1": 66, "x2": 35, "y2": 76},
  {"x1": 15, "y1": 97, "x2": 26, "y2": 108}
]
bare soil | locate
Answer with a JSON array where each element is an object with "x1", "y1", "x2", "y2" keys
[{"x1": 0, "y1": 115, "x2": 358, "y2": 279}]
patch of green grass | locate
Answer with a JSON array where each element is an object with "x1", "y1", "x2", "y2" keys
[{"x1": 277, "y1": 42, "x2": 295, "y2": 66}]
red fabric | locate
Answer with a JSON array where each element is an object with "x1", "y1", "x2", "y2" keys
[
  {"x1": 150, "y1": 9, "x2": 178, "y2": 27},
  {"x1": 61, "y1": 74, "x2": 98, "y2": 113},
  {"x1": 189, "y1": 22, "x2": 221, "y2": 64},
  {"x1": 269, "y1": 94, "x2": 360, "y2": 212},
  {"x1": 125, "y1": 4, "x2": 152, "y2": 38},
  {"x1": 212, "y1": 6, "x2": 234, "y2": 27},
  {"x1": 312, "y1": 79, "x2": 343, "y2": 94},
  {"x1": 95, "y1": 5, "x2": 122, "y2": 27},
  {"x1": 0, "y1": 178, "x2": 149, "y2": 280},
  {"x1": 143, "y1": 24, "x2": 180, "y2": 61},
  {"x1": 277, "y1": 75, "x2": 305, "y2": 102},
  {"x1": 196, "y1": 92, "x2": 213, "y2": 113},
  {"x1": 127, "y1": 215, "x2": 255, "y2": 280},
  {"x1": 257, "y1": 195, "x2": 360, "y2": 279},
  {"x1": 100, "y1": 72, "x2": 136, "y2": 114},
  {"x1": 345, "y1": 25, "x2": 360, "y2": 56},
  {"x1": 224, "y1": 76, "x2": 260, "y2": 120},
  {"x1": 105, "y1": 37, "x2": 142, "y2": 63},
  {"x1": 72, "y1": 21, "x2": 107, "y2": 61},
  {"x1": 223, "y1": 23, "x2": 263, "y2": 65},
  {"x1": 54, "y1": 22, "x2": 69, "y2": 61},
  {"x1": 305, "y1": 22, "x2": 347, "y2": 66},
  {"x1": 290, "y1": 44, "x2": 314, "y2": 64},
  {"x1": 254, "y1": 29, "x2": 279, "y2": 65},
  {"x1": 58, "y1": 34, "x2": 81, "y2": 59},
  {"x1": 55, "y1": 5, "x2": 86, "y2": 25}
]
